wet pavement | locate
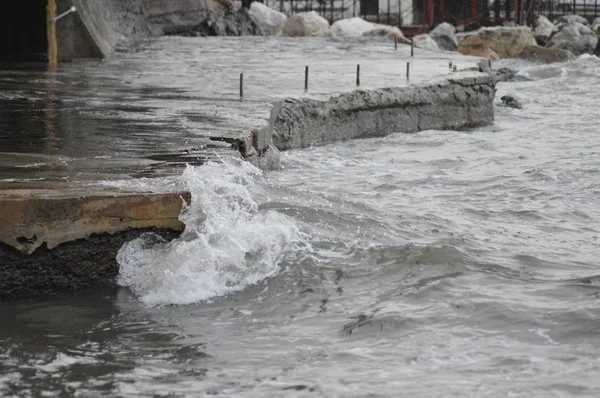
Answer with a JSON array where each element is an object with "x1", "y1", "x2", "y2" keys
[{"x1": 0, "y1": 36, "x2": 483, "y2": 194}]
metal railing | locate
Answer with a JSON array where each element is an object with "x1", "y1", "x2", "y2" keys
[
  {"x1": 51, "y1": 6, "x2": 76, "y2": 23},
  {"x1": 539, "y1": 0, "x2": 600, "y2": 21},
  {"x1": 242, "y1": 0, "x2": 600, "y2": 31},
  {"x1": 250, "y1": 0, "x2": 417, "y2": 26}
]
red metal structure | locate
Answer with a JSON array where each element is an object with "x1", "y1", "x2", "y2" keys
[
  {"x1": 426, "y1": 0, "x2": 520, "y2": 28},
  {"x1": 268, "y1": 0, "x2": 600, "y2": 34}
]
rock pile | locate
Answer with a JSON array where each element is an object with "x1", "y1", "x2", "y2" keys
[
  {"x1": 280, "y1": 11, "x2": 329, "y2": 37},
  {"x1": 458, "y1": 26, "x2": 536, "y2": 58},
  {"x1": 248, "y1": 2, "x2": 287, "y2": 35},
  {"x1": 161, "y1": 3, "x2": 600, "y2": 62},
  {"x1": 330, "y1": 17, "x2": 374, "y2": 37},
  {"x1": 412, "y1": 34, "x2": 440, "y2": 51},
  {"x1": 546, "y1": 22, "x2": 598, "y2": 55}
]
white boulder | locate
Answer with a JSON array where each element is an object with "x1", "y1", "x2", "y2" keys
[
  {"x1": 533, "y1": 15, "x2": 555, "y2": 45},
  {"x1": 362, "y1": 24, "x2": 411, "y2": 44},
  {"x1": 330, "y1": 17, "x2": 374, "y2": 37},
  {"x1": 248, "y1": 2, "x2": 287, "y2": 36},
  {"x1": 429, "y1": 22, "x2": 458, "y2": 51},
  {"x1": 592, "y1": 17, "x2": 600, "y2": 32},
  {"x1": 546, "y1": 22, "x2": 598, "y2": 55},
  {"x1": 553, "y1": 14, "x2": 589, "y2": 25},
  {"x1": 412, "y1": 34, "x2": 440, "y2": 51},
  {"x1": 280, "y1": 11, "x2": 330, "y2": 37}
]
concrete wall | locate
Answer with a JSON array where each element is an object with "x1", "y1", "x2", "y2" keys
[{"x1": 262, "y1": 72, "x2": 495, "y2": 151}]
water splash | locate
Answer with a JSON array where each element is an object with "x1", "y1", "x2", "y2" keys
[
  {"x1": 117, "y1": 160, "x2": 301, "y2": 306},
  {"x1": 516, "y1": 54, "x2": 600, "y2": 80}
]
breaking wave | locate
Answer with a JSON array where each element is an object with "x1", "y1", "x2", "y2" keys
[{"x1": 116, "y1": 160, "x2": 301, "y2": 306}]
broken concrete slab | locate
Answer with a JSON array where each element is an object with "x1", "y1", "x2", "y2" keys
[
  {"x1": 0, "y1": 191, "x2": 190, "y2": 254},
  {"x1": 0, "y1": 191, "x2": 190, "y2": 298},
  {"x1": 267, "y1": 72, "x2": 495, "y2": 151}
]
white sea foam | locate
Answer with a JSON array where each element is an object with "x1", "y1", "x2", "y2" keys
[
  {"x1": 34, "y1": 353, "x2": 98, "y2": 373},
  {"x1": 116, "y1": 160, "x2": 301, "y2": 306},
  {"x1": 0, "y1": 372, "x2": 21, "y2": 396},
  {"x1": 516, "y1": 54, "x2": 600, "y2": 80}
]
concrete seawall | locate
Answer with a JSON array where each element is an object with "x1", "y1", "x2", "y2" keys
[
  {"x1": 264, "y1": 72, "x2": 495, "y2": 151},
  {"x1": 0, "y1": 72, "x2": 496, "y2": 298}
]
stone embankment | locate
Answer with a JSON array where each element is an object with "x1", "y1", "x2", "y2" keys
[{"x1": 457, "y1": 14, "x2": 600, "y2": 61}]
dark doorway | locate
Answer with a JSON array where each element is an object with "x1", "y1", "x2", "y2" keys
[
  {"x1": 360, "y1": 0, "x2": 379, "y2": 16},
  {"x1": 0, "y1": 1, "x2": 48, "y2": 62},
  {"x1": 412, "y1": 0, "x2": 425, "y2": 24}
]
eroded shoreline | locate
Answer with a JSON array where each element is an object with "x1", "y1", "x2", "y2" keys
[{"x1": 0, "y1": 70, "x2": 497, "y2": 298}]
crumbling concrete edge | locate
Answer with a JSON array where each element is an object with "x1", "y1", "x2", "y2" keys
[
  {"x1": 254, "y1": 71, "x2": 496, "y2": 152},
  {"x1": 0, "y1": 192, "x2": 191, "y2": 254}
]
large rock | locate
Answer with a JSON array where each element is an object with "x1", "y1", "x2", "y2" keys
[
  {"x1": 476, "y1": 62, "x2": 528, "y2": 83},
  {"x1": 362, "y1": 24, "x2": 411, "y2": 44},
  {"x1": 248, "y1": 2, "x2": 287, "y2": 35},
  {"x1": 141, "y1": 0, "x2": 218, "y2": 36},
  {"x1": 236, "y1": 7, "x2": 266, "y2": 36},
  {"x1": 553, "y1": 14, "x2": 589, "y2": 25},
  {"x1": 331, "y1": 17, "x2": 374, "y2": 37},
  {"x1": 196, "y1": 12, "x2": 239, "y2": 36},
  {"x1": 501, "y1": 95, "x2": 522, "y2": 109},
  {"x1": 533, "y1": 15, "x2": 555, "y2": 46},
  {"x1": 462, "y1": 26, "x2": 536, "y2": 58},
  {"x1": 458, "y1": 35, "x2": 500, "y2": 59},
  {"x1": 412, "y1": 34, "x2": 440, "y2": 51},
  {"x1": 280, "y1": 11, "x2": 329, "y2": 37},
  {"x1": 518, "y1": 45, "x2": 575, "y2": 63},
  {"x1": 592, "y1": 17, "x2": 600, "y2": 32},
  {"x1": 429, "y1": 22, "x2": 458, "y2": 51},
  {"x1": 547, "y1": 22, "x2": 598, "y2": 55}
]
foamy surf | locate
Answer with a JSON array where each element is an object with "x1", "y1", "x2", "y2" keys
[
  {"x1": 116, "y1": 160, "x2": 301, "y2": 306},
  {"x1": 516, "y1": 54, "x2": 600, "y2": 80}
]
